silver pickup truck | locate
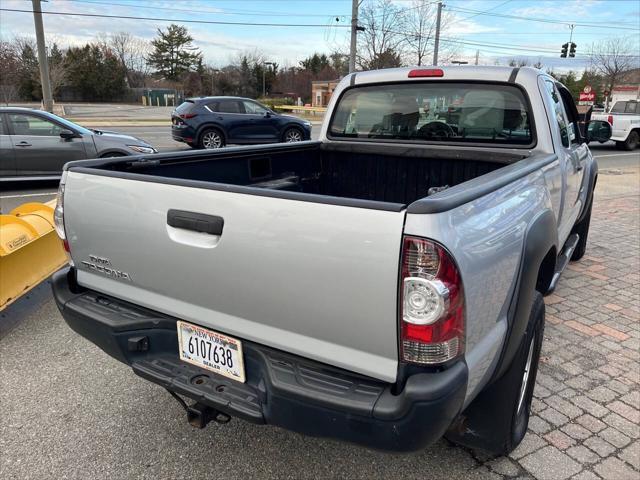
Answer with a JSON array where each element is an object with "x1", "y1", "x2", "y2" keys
[{"x1": 52, "y1": 66, "x2": 611, "y2": 455}]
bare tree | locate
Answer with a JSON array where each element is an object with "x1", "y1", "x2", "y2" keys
[
  {"x1": 402, "y1": 1, "x2": 459, "y2": 66},
  {"x1": 0, "y1": 41, "x2": 20, "y2": 103},
  {"x1": 508, "y1": 58, "x2": 530, "y2": 67},
  {"x1": 109, "y1": 32, "x2": 151, "y2": 87},
  {"x1": 357, "y1": 0, "x2": 405, "y2": 70},
  {"x1": 589, "y1": 37, "x2": 639, "y2": 97}
]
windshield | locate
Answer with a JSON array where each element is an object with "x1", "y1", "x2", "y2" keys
[
  {"x1": 56, "y1": 115, "x2": 92, "y2": 135},
  {"x1": 329, "y1": 82, "x2": 533, "y2": 146}
]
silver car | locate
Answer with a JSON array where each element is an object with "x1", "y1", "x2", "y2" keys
[{"x1": 0, "y1": 107, "x2": 156, "y2": 181}]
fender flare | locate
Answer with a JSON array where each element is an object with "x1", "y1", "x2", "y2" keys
[
  {"x1": 492, "y1": 209, "x2": 558, "y2": 381},
  {"x1": 576, "y1": 159, "x2": 598, "y2": 225}
]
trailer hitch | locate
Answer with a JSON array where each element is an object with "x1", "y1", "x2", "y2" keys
[{"x1": 166, "y1": 389, "x2": 231, "y2": 428}]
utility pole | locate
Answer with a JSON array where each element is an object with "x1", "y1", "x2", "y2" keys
[
  {"x1": 433, "y1": 2, "x2": 443, "y2": 66},
  {"x1": 349, "y1": 0, "x2": 358, "y2": 73},
  {"x1": 32, "y1": 0, "x2": 53, "y2": 112},
  {"x1": 475, "y1": 50, "x2": 479, "y2": 66}
]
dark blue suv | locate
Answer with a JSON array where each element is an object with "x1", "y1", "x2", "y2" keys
[{"x1": 171, "y1": 97, "x2": 312, "y2": 149}]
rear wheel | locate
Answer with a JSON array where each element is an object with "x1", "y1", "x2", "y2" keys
[
  {"x1": 282, "y1": 127, "x2": 303, "y2": 143},
  {"x1": 199, "y1": 128, "x2": 225, "y2": 149},
  {"x1": 446, "y1": 293, "x2": 545, "y2": 455}
]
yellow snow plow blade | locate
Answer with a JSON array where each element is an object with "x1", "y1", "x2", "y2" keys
[{"x1": 0, "y1": 200, "x2": 67, "y2": 310}]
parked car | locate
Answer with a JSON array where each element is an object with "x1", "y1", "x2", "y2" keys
[
  {"x1": 591, "y1": 99, "x2": 639, "y2": 150},
  {"x1": 171, "y1": 96, "x2": 312, "y2": 149},
  {"x1": 0, "y1": 107, "x2": 156, "y2": 180},
  {"x1": 53, "y1": 66, "x2": 610, "y2": 455}
]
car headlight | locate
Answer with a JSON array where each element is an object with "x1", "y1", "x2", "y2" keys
[
  {"x1": 303, "y1": 121, "x2": 311, "y2": 128},
  {"x1": 128, "y1": 145, "x2": 157, "y2": 154}
]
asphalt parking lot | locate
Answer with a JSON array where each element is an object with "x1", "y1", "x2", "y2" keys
[{"x1": 1, "y1": 144, "x2": 638, "y2": 480}]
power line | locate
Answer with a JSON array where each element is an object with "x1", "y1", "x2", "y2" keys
[
  {"x1": 446, "y1": 6, "x2": 640, "y2": 31},
  {"x1": 447, "y1": 0, "x2": 514, "y2": 26},
  {"x1": 368, "y1": 24, "x2": 640, "y2": 59},
  {"x1": 60, "y1": 0, "x2": 350, "y2": 18},
  {"x1": 0, "y1": 7, "x2": 352, "y2": 28}
]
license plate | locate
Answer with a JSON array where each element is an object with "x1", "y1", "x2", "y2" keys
[{"x1": 176, "y1": 321, "x2": 245, "y2": 383}]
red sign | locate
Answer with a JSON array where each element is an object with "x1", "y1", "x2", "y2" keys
[{"x1": 579, "y1": 92, "x2": 596, "y2": 102}]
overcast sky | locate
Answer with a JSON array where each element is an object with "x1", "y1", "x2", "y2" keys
[{"x1": 1, "y1": 0, "x2": 638, "y2": 72}]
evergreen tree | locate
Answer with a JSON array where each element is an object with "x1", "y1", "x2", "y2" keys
[
  {"x1": 64, "y1": 44, "x2": 126, "y2": 100},
  {"x1": 17, "y1": 44, "x2": 40, "y2": 100},
  {"x1": 147, "y1": 24, "x2": 202, "y2": 80}
]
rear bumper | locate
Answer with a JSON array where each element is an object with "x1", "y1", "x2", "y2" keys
[
  {"x1": 171, "y1": 125, "x2": 196, "y2": 143},
  {"x1": 52, "y1": 267, "x2": 467, "y2": 452}
]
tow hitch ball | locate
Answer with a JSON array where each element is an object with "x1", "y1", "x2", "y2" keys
[{"x1": 166, "y1": 390, "x2": 231, "y2": 428}]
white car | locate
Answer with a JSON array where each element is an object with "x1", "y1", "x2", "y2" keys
[{"x1": 592, "y1": 100, "x2": 640, "y2": 150}]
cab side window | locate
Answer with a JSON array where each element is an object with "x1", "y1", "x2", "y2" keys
[
  {"x1": 544, "y1": 80, "x2": 570, "y2": 148},
  {"x1": 242, "y1": 101, "x2": 268, "y2": 115},
  {"x1": 9, "y1": 114, "x2": 64, "y2": 136},
  {"x1": 217, "y1": 101, "x2": 243, "y2": 114},
  {"x1": 205, "y1": 102, "x2": 219, "y2": 112},
  {"x1": 0, "y1": 115, "x2": 5, "y2": 135}
]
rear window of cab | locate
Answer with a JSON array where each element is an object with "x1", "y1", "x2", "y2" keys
[{"x1": 329, "y1": 82, "x2": 533, "y2": 146}]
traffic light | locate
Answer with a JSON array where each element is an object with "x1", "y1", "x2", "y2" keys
[
  {"x1": 569, "y1": 42, "x2": 577, "y2": 57},
  {"x1": 561, "y1": 43, "x2": 568, "y2": 58}
]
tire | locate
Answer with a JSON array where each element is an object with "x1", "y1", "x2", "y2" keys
[
  {"x1": 199, "y1": 128, "x2": 225, "y2": 149},
  {"x1": 622, "y1": 130, "x2": 639, "y2": 151},
  {"x1": 445, "y1": 293, "x2": 545, "y2": 455},
  {"x1": 282, "y1": 127, "x2": 303, "y2": 143},
  {"x1": 570, "y1": 198, "x2": 592, "y2": 261}
]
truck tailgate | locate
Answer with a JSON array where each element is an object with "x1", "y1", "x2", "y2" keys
[{"x1": 63, "y1": 171, "x2": 405, "y2": 382}]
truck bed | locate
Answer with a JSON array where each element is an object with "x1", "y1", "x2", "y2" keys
[{"x1": 82, "y1": 141, "x2": 528, "y2": 208}]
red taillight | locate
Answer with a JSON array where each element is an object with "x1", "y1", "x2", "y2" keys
[
  {"x1": 408, "y1": 68, "x2": 444, "y2": 78},
  {"x1": 399, "y1": 236, "x2": 464, "y2": 365},
  {"x1": 607, "y1": 115, "x2": 613, "y2": 126},
  {"x1": 63, "y1": 239, "x2": 70, "y2": 253},
  {"x1": 179, "y1": 113, "x2": 198, "y2": 119}
]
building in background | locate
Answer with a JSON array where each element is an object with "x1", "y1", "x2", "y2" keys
[
  {"x1": 610, "y1": 68, "x2": 640, "y2": 105},
  {"x1": 311, "y1": 79, "x2": 340, "y2": 107}
]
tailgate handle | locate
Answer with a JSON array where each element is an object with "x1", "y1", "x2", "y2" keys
[{"x1": 167, "y1": 210, "x2": 224, "y2": 235}]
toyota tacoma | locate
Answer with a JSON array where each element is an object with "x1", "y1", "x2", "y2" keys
[{"x1": 52, "y1": 66, "x2": 610, "y2": 454}]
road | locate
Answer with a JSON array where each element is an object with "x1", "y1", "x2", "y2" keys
[{"x1": 1, "y1": 142, "x2": 638, "y2": 480}]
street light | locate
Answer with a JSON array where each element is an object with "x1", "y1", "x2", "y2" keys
[{"x1": 263, "y1": 61, "x2": 275, "y2": 97}]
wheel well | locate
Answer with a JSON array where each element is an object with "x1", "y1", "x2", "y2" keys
[
  {"x1": 536, "y1": 247, "x2": 556, "y2": 293},
  {"x1": 197, "y1": 124, "x2": 225, "y2": 142},
  {"x1": 99, "y1": 150, "x2": 127, "y2": 158}
]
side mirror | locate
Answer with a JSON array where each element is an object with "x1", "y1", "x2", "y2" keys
[
  {"x1": 59, "y1": 129, "x2": 77, "y2": 140},
  {"x1": 264, "y1": 111, "x2": 272, "y2": 118},
  {"x1": 585, "y1": 120, "x2": 612, "y2": 143}
]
